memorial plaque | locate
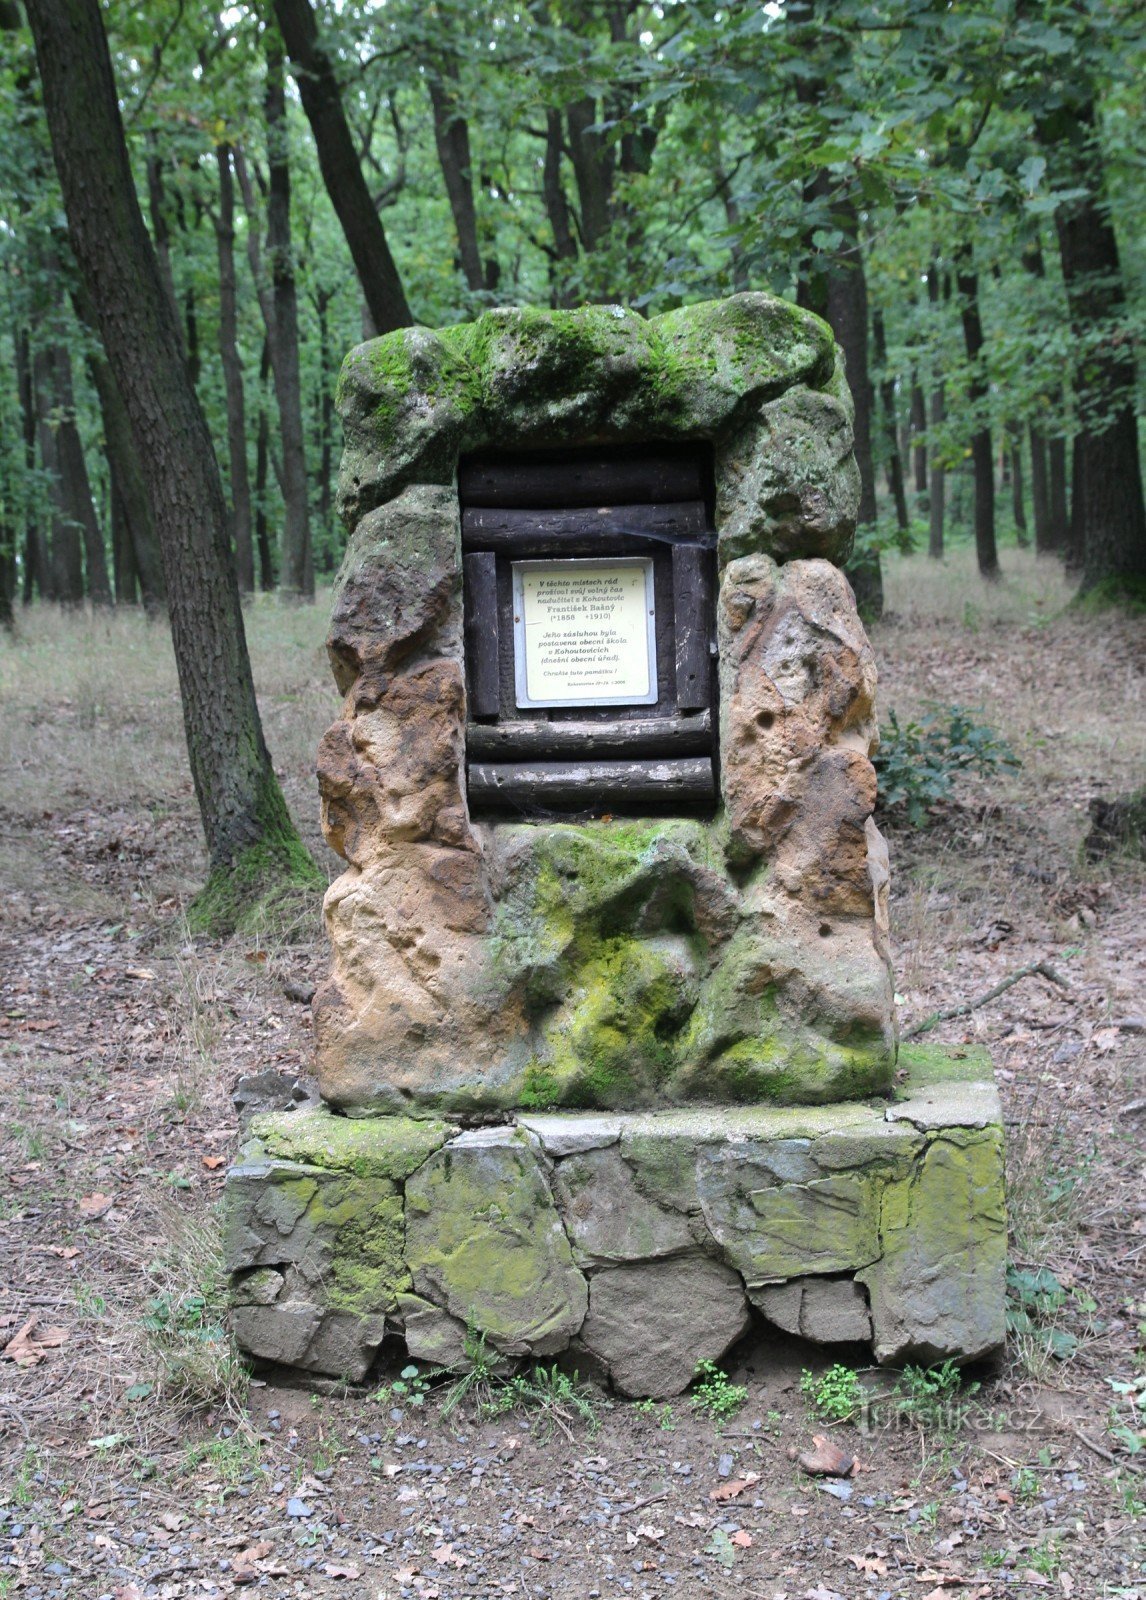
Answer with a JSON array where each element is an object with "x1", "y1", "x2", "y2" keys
[{"x1": 512, "y1": 558, "x2": 657, "y2": 708}]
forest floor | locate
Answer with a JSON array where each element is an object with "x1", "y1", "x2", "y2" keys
[{"x1": 0, "y1": 546, "x2": 1143, "y2": 1600}]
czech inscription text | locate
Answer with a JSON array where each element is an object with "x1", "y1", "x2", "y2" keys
[{"x1": 515, "y1": 559, "x2": 655, "y2": 706}]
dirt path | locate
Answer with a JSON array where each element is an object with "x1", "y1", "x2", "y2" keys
[{"x1": 0, "y1": 553, "x2": 1143, "y2": 1599}]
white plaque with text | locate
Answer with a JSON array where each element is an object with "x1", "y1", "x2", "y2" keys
[{"x1": 511, "y1": 558, "x2": 658, "y2": 709}]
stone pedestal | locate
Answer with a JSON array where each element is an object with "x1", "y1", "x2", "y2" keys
[
  {"x1": 225, "y1": 293, "x2": 1007, "y2": 1389},
  {"x1": 225, "y1": 1046, "x2": 1005, "y2": 1395}
]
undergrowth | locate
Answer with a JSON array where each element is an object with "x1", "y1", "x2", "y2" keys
[{"x1": 875, "y1": 703, "x2": 1018, "y2": 826}]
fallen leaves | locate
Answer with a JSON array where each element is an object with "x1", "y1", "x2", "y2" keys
[
  {"x1": 232, "y1": 1541, "x2": 273, "y2": 1584},
  {"x1": 431, "y1": 1543, "x2": 468, "y2": 1568},
  {"x1": 710, "y1": 1471, "x2": 760, "y2": 1501},
  {"x1": 201, "y1": 1154, "x2": 226, "y2": 1170},
  {"x1": 1, "y1": 1316, "x2": 69, "y2": 1368},
  {"x1": 796, "y1": 1435, "x2": 856, "y2": 1478},
  {"x1": 323, "y1": 1561, "x2": 362, "y2": 1580},
  {"x1": 77, "y1": 1191, "x2": 115, "y2": 1220}
]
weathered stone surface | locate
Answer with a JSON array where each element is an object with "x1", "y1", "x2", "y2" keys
[
  {"x1": 579, "y1": 1256, "x2": 751, "y2": 1398},
  {"x1": 232, "y1": 1071, "x2": 320, "y2": 1132},
  {"x1": 552, "y1": 1146, "x2": 694, "y2": 1265},
  {"x1": 397, "y1": 1294, "x2": 471, "y2": 1367},
  {"x1": 315, "y1": 295, "x2": 900, "y2": 1113},
  {"x1": 404, "y1": 1127, "x2": 588, "y2": 1355},
  {"x1": 335, "y1": 297, "x2": 839, "y2": 531},
  {"x1": 859, "y1": 1130, "x2": 1007, "y2": 1364},
  {"x1": 752, "y1": 1277, "x2": 872, "y2": 1343},
  {"x1": 226, "y1": 1054, "x2": 1005, "y2": 1385}
]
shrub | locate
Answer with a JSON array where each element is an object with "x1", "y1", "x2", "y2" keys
[{"x1": 875, "y1": 703, "x2": 1018, "y2": 826}]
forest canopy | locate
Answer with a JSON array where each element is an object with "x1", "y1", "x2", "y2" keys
[{"x1": 2, "y1": 0, "x2": 1144, "y2": 622}]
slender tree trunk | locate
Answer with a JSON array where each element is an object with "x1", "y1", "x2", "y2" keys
[
  {"x1": 872, "y1": 307, "x2": 909, "y2": 533},
  {"x1": 255, "y1": 337, "x2": 274, "y2": 591},
  {"x1": 1029, "y1": 422, "x2": 1052, "y2": 553},
  {"x1": 1048, "y1": 101, "x2": 1146, "y2": 593},
  {"x1": 263, "y1": 36, "x2": 312, "y2": 600},
  {"x1": 541, "y1": 107, "x2": 578, "y2": 307},
  {"x1": 1065, "y1": 435, "x2": 1086, "y2": 571},
  {"x1": 16, "y1": 328, "x2": 44, "y2": 602},
  {"x1": 34, "y1": 345, "x2": 84, "y2": 604},
  {"x1": 27, "y1": 0, "x2": 316, "y2": 917},
  {"x1": 926, "y1": 258, "x2": 946, "y2": 558},
  {"x1": 910, "y1": 373, "x2": 927, "y2": 502},
  {"x1": 215, "y1": 143, "x2": 254, "y2": 595},
  {"x1": 110, "y1": 471, "x2": 138, "y2": 603},
  {"x1": 955, "y1": 246, "x2": 999, "y2": 578},
  {"x1": 271, "y1": 0, "x2": 412, "y2": 335},
  {"x1": 1008, "y1": 422, "x2": 1028, "y2": 546},
  {"x1": 566, "y1": 95, "x2": 614, "y2": 255},
  {"x1": 428, "y1": 70, "x2": 485, "y2": 293},
  {"x1": 314, "y1": 285, "x2": 335, "y2": 565},
  {"x1": 1048, "y1": 431, "x2": 1068, "y2": 551},
  {"x1": 72, "y1": 273, "x2": 166, "y2": 610}
]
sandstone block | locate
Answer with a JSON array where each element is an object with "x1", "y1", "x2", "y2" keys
[{"x1": 579, "y1": 1256, "x2": 751, "y2": 1398}]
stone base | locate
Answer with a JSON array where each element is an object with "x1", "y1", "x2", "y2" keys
[{"x1": 224, "y1": 1046, "x2": 1005, "y2": 1398}]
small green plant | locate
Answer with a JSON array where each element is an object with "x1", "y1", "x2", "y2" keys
[
  {"x1": 181, "y1": 1432, "x2": 264, "y2": 1491},
  {"x1": 1106, "y1": 1373, "x2": 1146, "y2": 1455},
  {"x1": 375, "y1": 1364, "x2": 431, "y2": 1409},
  {"x1": 801, "y1": 1363, "x2": 863, "y2": 1423},
  {"x1": 440, "y1": 1333, "x2": 597, "y2": 1434},
  {"x1": 874, "y1": 704, "x2": 1018, "y2": 826},
  {"x1": 1013, "y1": 1465, "x2": 1041, "y2": 1502},
  {"x1": 1115, "y1": 1471, "x2": 1145, "y2": 1518},
  {"x1": 894, "y1": 1360, "x2": 978, "y2": 1432},
  {"x1": 439, "y1": 1329, "x2": 501, "y2": 1418},
  {"x1": 692, "y1": 1360, "x2": 747, "y2": 1422},
  {"x1": 1027, "y1": 1536, "x2": 1061, "y2": 1578},
  {"x1": 633, "y1": 1398, "x2": 676, "y2": 1429},
  {"x1": 141, "y1": 1210, "x2": 248, "y2": 1417}
]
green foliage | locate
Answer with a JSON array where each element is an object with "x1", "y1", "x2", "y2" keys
[
  {"x1": 875, "y1": 704, "x2": 1019, "y2": 826},
  {"x1": 691, "y1": 1359, "x2": 747, "y2": 1422},
  {"x1": 893, "y1": 1360, "x2": 979, "y2": 1432},
  {"x1": 1006, "y1": 1265, "x2": 1079, "y2": 1362},
  {"x1": 374, "y1": 1364, "x2": 431, "y2": 1408},
  {"x1": 440, "y1": 1332, "x2": 598, "y2": 1433},
  {"x1": 800, "y1": 1362, "x2": 863, "y2": 1423},
  {"x1": 141, "y1": 1214, "x2": 248, "y2": 1417}
]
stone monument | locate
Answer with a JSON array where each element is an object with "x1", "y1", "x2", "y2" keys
[{"x1": 225, "y1": 294, "x2": 1006, "y2": 1396}]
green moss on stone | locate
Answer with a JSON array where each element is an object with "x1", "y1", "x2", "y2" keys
[
  {"x1": 895, "y1": 1041, "x2": 993, "y2": 1088},
  {"x1": 248, "y1": 1108, "x2": 450, "y2": 1182}
]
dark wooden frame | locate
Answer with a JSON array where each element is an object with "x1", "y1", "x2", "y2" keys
[{"x1": 460, "y1": 445, "x2": 718, "y2": 814}]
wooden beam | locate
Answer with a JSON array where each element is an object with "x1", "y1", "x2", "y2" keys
[
  {"x1": 463, "y1": 550, "x2": 499, "y2": 717},
  {"x1": 466, "y1": 711, "x2": 712, "y2": 761},
  {"x1": 672, "y1": 543, "x2": 713, "y2": 712},
  {"x1": 458, "y1": 452, "x2": 706, "y2": 509},
  {"x1": 462, "y1": 502, "x2": 709, "y2": 554},
  {"x1": 467, "y1": 757, "x2": 715, "y2": 808}
]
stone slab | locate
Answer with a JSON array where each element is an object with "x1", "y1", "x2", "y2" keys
[{"x1": 225, "y1": 1053, "x2": 1005, "y2": 1393}]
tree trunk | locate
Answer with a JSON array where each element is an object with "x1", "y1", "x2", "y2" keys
[
  {"x1": 72, "y1": 272, "x2": 166, "y2": 610},
  {"x1": 34, "y1": 344, "x2": 85, "y2": 604},
  {"x1": 1029, "y1": 422, "x2": 1052, "y2": 553},
  {"x1": 215, "y1": 143, "x2": 254, "y2": 595},
  {"x1": 926, "y1": 258, "x2": 945, "y2": 558},
  {"x1": 1065, "y1": 434, "x2": 1085, "y2": 571},
  {"x1": 955, "y1": 247, "x2": 999, "y2": 578},
  {"x1": 16, "y1": 328, "x2": 44, "y2": 602},
  {"x1": 566, "y1": 95, "x2": 614, "y2": 256},
  {"x1": 428, "y1": 70, "x2": 485, "y2": 293},
  {"x1": 110, "y1": 470, "x2": 138, "y2": 603},
  {"x1": 872, "y1": 307, "x2": 909, "y2": 533},
  {"x1": 1048, "y1": 431, "x2": 1068, "y2": 551},
  {"x1": 26, "y1": 0, "x2": 317, "y2": 921},
  {"x1": 263, "y1": 36, "x2": 312, "y2": 600},
  {"x1": 52, "y1": 343, "x2": 111, "y2": 603},
  {"x1": 255, "y1": 337, "x2": 275, "y2": 591},
  {"x1": 314, "y1": 285, "x2": 335, "y2": 566},
  {"x1": 910, "y1": 373, "x2": 928, "y2": 502},
  {"x1": 271, "y1": 0, "x2": 412, "y2": 335},
  {"x1": 1049, "y1": 101, "x2": 1146, "y2": 594},
  {"x1": 541, "y1": 108, "x2": 578, "y2": 306},
  {"x1": 1008, "y1": 422, "x2": 1028, "y2": 546}
]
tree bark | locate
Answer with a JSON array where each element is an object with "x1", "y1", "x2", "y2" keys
[
  {"x1": 1066, "y1": 434, "x2": 1085, "y2": 571},
  {"x1": 955, "y1": 246, "x2": 999, "y2": 578},
  {"x1": 1048, "y1": 431, "x2": 1068, "y2": 551},
  {"x1": 872, "y1": 307, "x2": 909, "y2": 533},
  {"x1": 26, "y1": 0, "x2": 315, "y2": 913},
  {"x1": 110, "y1": 471, "x2": 137, "y2": 603},
  {"x1": 72, "y1": 272, "x2": 166, "y2": 610},
  {"x1": 255, "y1": 336, "x2": 275, "y2": 591},
  {"x1": 215, "y1": 143, "x2": 254, "y2": 594},
  {"x1": 263, "y1": 36, "x2": 312, "y2": 600},
  {"x1": 313, "y1": 284, "x2": 335, "y2": 564},
  {"x1": 1029, "y1": 422, "x2": 1053, "y2": 553},
  {"x1": 428, "y1": 69, "x2": 486, "y2": 293},
  {"x1": 34, "y1": 344, "x2": 86, "y2": 605},
  {"x1": 567, "y1": 95, "x2": 613, "y2": 255},
  {"x1": 926, "y1": 258, "x2": 945, "y2": 558},
  {"x1": 16, "y1": 328, "x2": 45, "y2": 602},
  {"x1": 910, "y1": 372, "x2": 928, "y2": 501},
  {"x1": 1048, "y1": 100, "x2": 1146, "y2": 593},
  {"x1": 271, "y1": 0, "x2": 412, "y2": 335},
  {"x1": 1008, "y1": 422, "x2": 1028, "y2": 546}
]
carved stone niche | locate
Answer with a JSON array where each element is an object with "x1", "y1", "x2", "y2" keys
[{"x1": 314, "y1": 293, "x2": 896, "y2": 1116}]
